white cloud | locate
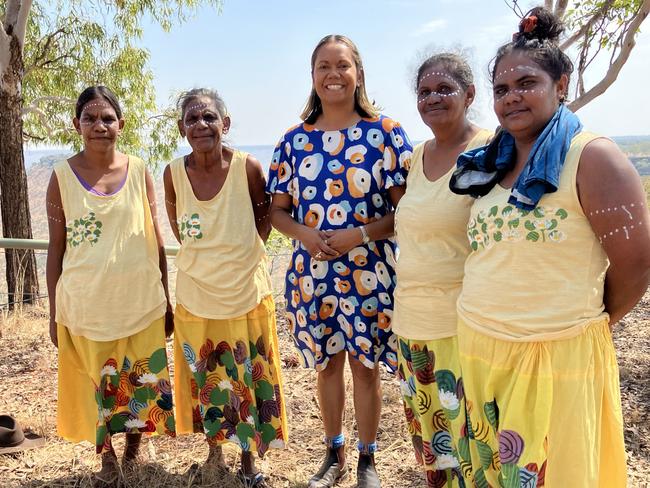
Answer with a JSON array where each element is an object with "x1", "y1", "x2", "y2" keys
[{"x1": 412, "y1": 19, "x2": 448, "y2": 37}]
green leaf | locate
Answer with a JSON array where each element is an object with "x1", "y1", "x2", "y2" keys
[
  {"x1": 204, "y1": 418, "x2": 222, "y2": 437},
  {"x1": 209, "y1": 387, "x2": 230, "y2": 406},
  {"x1": 96, "y1": 425, "x2": 108, "y2": 447},
  {"x1": 102, "y1": 395, "x2": 116, "y2": 410},
  {"x1": 221, "y1": 350, "x2": 235, "y2": 369},
  {"x1": 494, "y1": 217, "x2": 504, "y2": 228},
  {"x1": 556, "y1": 208, "x2": 568, "y2": 219},
  {"x1": 475, "y1": 440, "x2": 493, "y2": 469},
  {"x1": 249, "y1": 340, "x2": 258, "y2": 360},
  {"x1": 236, "y1": 422, "x2": 255, "y2": 442},
  {"x1": 501, "y1": 205, "x2": 513, "y2": 216},
  {"x1": 508, "y1": 218, "x2": 520, "y2": 228},
  {"x1": 489, "y1": 205, "x2": 498, "y2": 217},
  {"x1": 474, "y1": 467, "x2": 489, "y2": 488},
  {"x1": 191, "y1": 213, "x2": 199, "y2": 220},
  {"x1": 533, "y1": 207, "x2": 544, "y2": 218},
  {"x1": 471, "y1": 241, "x2": 478, "y2": 251},
  {"x1": 195, "y1": 371, "x2": 207, "y2": 389},
  {"x1": 256, "y1": 380, "x2": 274, "y2": 401},
  {"x1": 134, "y1": 387, "x2": 149, "y2": 404},
  {"x1": 524, "y1": 221, "x2": 535, "y2": 231},
  {"x1": 494, "y1": 231, "x2": 502, "y2": 242},
  {"x1": 484, "y1": 400, "x2": 499, "y2": 430},
  {"x1": 109, "y1": 414, "x2": 127, "y2": 432},
  {"x1": 244, "y1": 371, "x2": 253, "y2": 388},
  {"x1": 481, "y1": 222, "x2": 488, "y2": 233},
  {"x1": 457, "y1": 436, "x2": 471, "y2": 462},
  {"x1": 260, "y1": 423, "x2": 276, "y2": 444},
  {"x1": 526, "y1": 231, "x2": 540, "y2": 242},
  {"x1": 501, "y1": 463, "x2": 521, "y2": 488},
  {"x1": 165, "y1": 415, "x2": 176, "y2": 432},
  {"x1": 148, "y1": 348, "x2": 168, "y2": 374},
  {"x1": 434, "y1": 370, "x2": 456, "y2": 393}
]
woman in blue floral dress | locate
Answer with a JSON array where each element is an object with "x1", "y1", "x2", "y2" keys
[{"x1": 267, "y1": 35, "x2": 412, "y2": 488}]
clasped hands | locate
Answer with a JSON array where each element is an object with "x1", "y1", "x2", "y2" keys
[{"x1": 300, "y1": 226, "x2": 364, "y2": 261}]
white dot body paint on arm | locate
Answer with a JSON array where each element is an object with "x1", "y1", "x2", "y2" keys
[{"x1": 590, "y1": 202, "x2": 647, "y2": 243}]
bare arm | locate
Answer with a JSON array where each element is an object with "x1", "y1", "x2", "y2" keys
[
  {"x1": 245, "y1": 154, "x2": 272, "y2": 242},
  {"x1": 146, "y1": 169, "x2": 174, "y2": 336},
  {"x1": 46, "y1": 173, "x2": 66, "y2": 348},
  {"x1": 163, "y1": 165, "x2": 181, "y2": 244},
  {"x1": 578, "y1": 138, "x2": 650, "y2": 325},
  {"x1": 269, "y1": 193, "x2": 339, "y2": 259}
]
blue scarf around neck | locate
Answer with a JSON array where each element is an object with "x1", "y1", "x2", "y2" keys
[{"x1": 450, "y1": 105, "x2": 583, "y2": 210}]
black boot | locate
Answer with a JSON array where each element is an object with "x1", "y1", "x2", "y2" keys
[
  {"x1": 308, "y1": 447, "x2": 348, "y2": 488},
  {"x1": 356, "y1": 453, "x2": 380, "y2": 488}
]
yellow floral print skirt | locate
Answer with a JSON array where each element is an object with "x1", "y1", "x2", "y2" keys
[
  {"x1": 457, "y1": 317, "x2": 627, "y2": 487},
  {"x1": 173, "y1": 295, "x2": 288, "y2": 457},
  {"x1": 397, "y1": 335, "x2": 471, "y2": 488},
  {"x1": 57, "y1": 317, "x2": 175, "y2": 454}
]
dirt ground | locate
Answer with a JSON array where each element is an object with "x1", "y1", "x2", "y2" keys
[{"x1": 0, "y1": 288, "x2": 648, "y2": 488}]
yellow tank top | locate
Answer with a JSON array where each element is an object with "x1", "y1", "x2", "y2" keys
[
  {"x1": 457, "y1": 132, "x2": 609, "y2": 341},
  {"x1": 54, "y1": 157, "x2": 167, "y2": 341},
  {"x1": 171, "y1": 150, "x2": 272, "y2": 319},
  {"x1": 393, "y1": 129, "x2": 492, "y2": 340}
]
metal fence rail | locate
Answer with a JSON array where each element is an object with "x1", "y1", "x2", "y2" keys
[
  {"x1": 0, "y1": 238, "x2": 180, "y2": 256},
  {"x1": 0, "y1": 238, "x2": 290, "y2": 308}
]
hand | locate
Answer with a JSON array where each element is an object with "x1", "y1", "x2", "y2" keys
[
  {"x1": 164, "y1": 308, "x2": 174, "y2": 338},
  {"x1": 323, "y1": 228, "x2": 364, "y2": 256},
  {"x1": 49, "y1": 318, "x2": 58, "y2": 348},
  {"x1": 298, "y1": 226, "x2": 340, "y2": 261}
]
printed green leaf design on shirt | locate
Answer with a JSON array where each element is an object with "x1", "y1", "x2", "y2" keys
[
  {"x1": 177, "y1": 212, "x2": 203, "y2": 241},
  {"x1": 468, "y1": 205, "x2": 569, "y2": 250},
  {"x1": 66, "y1": 211, "x2": 103, "y2": 247}
]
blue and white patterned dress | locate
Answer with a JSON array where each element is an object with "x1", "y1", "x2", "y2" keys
[{"x1": 266, "y1": 116, "x2": 413, "y2": 372}]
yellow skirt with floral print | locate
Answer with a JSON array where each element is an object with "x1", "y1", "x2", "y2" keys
[
  {"x1": 457, "y1": 317, "x2": 627, "y2": 488},
  {"x1": 397, "y1": 335, "x2": 471, "y2": 488},
  {"x1": 57, "y1": 317, "x2": 175, "y2": 454},
  {"x1": 173, "y1": 295, "x2": 288, "y2": 457}
]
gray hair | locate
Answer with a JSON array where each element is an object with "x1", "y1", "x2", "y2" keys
[
  {"x1": 414, "y1": 52, "x2": 474, "y2": 93},
  {"x1": 176, "y1": 88, "x2": 228, "y2": 119}
]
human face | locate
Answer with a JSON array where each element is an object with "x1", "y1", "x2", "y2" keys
[
  {"x1": 416, "y1": 65, "x2": 473, "y2": 132},
  {"x1": 492, "y1": 51, "x2": 568, "y2": 141},
  {"x1": 312, "y1": 42, "x2": 359, "y2": 108},
  {"x1": 178, "y1": 96, "x2": 230, "y2": 154},
  {"x1": 74, "y1": 99, "x2": 123, "y2": 149}
]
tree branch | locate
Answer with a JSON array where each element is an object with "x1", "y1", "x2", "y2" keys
[
  {"x1": 560, "y1": 1, "x2": 613, "y2": 50},
  {"x1": 21, "y1": 96, "x2": 75, "y2": 115},
  {"x1": 569, "y1": 0, "x2": 650, "y2": 112},
  {"x1": 14, "y1": 0, "x2": 32, "y2": 49},
  {"x1": 554, "y1": 0, "x2": 569, "y2": 19}
]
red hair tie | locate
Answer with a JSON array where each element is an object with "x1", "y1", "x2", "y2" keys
[{"x1": 520, "y1": 15, "x2": 538, "y2": 34}]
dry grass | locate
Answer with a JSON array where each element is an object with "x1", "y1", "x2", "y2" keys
[{"x1": 0, "y1": 291, "x2": 648, "y2": 488}]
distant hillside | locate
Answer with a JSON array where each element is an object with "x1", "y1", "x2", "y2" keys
[{"x1": 612, "y1": 135, "x2": 650, "y2": 156}]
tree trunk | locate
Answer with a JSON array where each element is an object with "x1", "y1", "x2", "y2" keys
[{"x1": 0, "y1": 32, "x2": 39, "y2": 308}]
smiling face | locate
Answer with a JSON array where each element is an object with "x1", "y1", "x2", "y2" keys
[
  {"x1": 74, "y1": 98, "x2": 124, "y2": 149},
  {"x1": 312, "y1": 41, "x2": 359, "y2": 109},
  {"x1": 416, "y1": 64, "x2": 474, "y2": 132},
  {"x1": 492, "y1": 51, "x2": 567, "y2": 140},
  {"x1": 177, "y1": 95, "x2": 230, "y2": 154}
]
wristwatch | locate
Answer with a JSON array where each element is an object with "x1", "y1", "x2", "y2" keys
[{"x1": 359, "y1": 225, "x2": 370, "y2": 244}]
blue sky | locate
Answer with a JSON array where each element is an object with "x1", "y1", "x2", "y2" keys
[{"x1": 139, "y1": 0, "x2": 650, "y2": 146}]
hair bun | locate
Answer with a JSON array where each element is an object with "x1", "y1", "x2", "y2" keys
[{"x1": 516, "y1": 6, "x2": 565, "y2": 44}]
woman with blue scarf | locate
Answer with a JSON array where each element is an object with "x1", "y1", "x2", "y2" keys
[{"x1": 449, "y1": 7, "x2": 650, "y2": 487}]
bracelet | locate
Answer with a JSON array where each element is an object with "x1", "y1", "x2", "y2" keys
[{"x1": 359, "y1": 225, "x2": 370, "y2": 244}]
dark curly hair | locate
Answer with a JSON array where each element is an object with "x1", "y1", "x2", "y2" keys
[{"x1": 491, "y1": 6, "x2": 573, "y2": 99}]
